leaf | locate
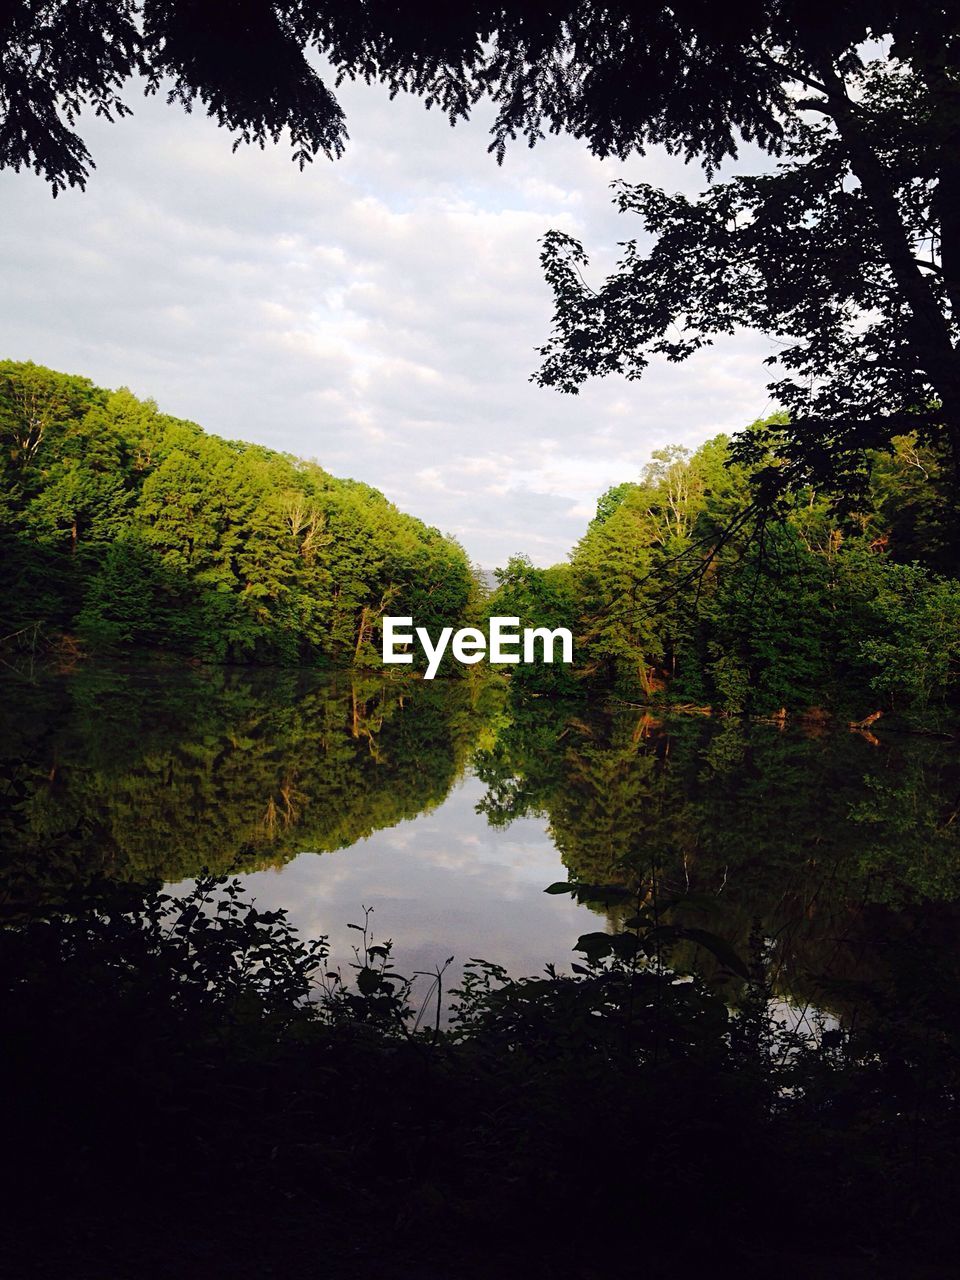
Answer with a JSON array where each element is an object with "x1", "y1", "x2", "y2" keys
[
  {"x1": 545, "y1": 880, "x2": 635, "y2": 904},
  {"x1": 609, "y1": 932, "x2": 642, "y2": 961},
  {"x1": 639, "y1": 925, "x2": 680, "y2": 953},
  {"x1": 676, "y1": 927, "x2": 750, "y2": 979},
  {"x1": 574, "y1": 932, "x2": 614, "y2": 961},
  {"x1": 356, "y1": 967, "x2": 381, "y2": 995}
]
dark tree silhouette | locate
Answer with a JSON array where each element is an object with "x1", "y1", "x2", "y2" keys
[
  {"x1": 0, "y1": 3, "x2": 924, "y2": 192},
  {"x1": 533, "y1": 14, "x2": 960, "y2": 512},
  {"x1": 3, "y1": 4, "x2": 960, "y2": 512}
]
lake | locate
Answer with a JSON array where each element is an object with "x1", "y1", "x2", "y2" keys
[{"x1": 4, "y1": 660, "x2": 960, "y2": 1016}]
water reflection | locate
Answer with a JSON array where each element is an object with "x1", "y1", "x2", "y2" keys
[
  {"x1": 476, "y1": 697, "x2": 960, "y2": 1008},
  {"x1": 0, "y1": 663, "x2": 595, "y2": 980},
  {"x1": 231, "y1": 776, "x2": 597, "y2": 992},
  {"x1": 3, "y1": 663, "x2": 959, "y2": 1010},
  {"x1": 1, "y1": 662, "x2": 497, "y2": 888}
]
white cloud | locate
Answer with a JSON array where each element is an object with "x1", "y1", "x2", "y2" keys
[
  {"x1": 229, "y1": 776, "x2": 599, "y2": 986},
  {"x1": 0, "y1": 72, "x2": 774, "y2": 565}
]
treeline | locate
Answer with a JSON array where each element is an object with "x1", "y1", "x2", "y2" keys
[
  {"x1": 0, "y1": 665, "x2": 498, "y2": 907},
  {"x1": 475, "y1": 699, "x2": 960, "y2": 1009},
  {"x1": 0, "y1": 361, "x2": 478, "y2": 666},
  {"x1": 491, "y1": 424, "x2": 960, "y2": 724}
]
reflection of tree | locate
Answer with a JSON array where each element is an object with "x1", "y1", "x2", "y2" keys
[
  {"x1": 475, "y1": 695, "x2": 960, "y2": 1002},
  {"x1": 0, "y1": 665, "x2": 501, "y2": 909}
]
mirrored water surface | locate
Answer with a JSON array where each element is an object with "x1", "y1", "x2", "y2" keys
[{"x1": 4, "y1": 660, "x2": 960, "y2": 1009}]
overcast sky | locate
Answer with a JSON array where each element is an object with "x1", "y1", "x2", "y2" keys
[{"x1": 0, "y1": 75, "x2": 776, "y2": 567}]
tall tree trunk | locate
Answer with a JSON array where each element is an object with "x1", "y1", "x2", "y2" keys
[{"x1": 818, "y1": 61, "x2": 960, "y2": 485}]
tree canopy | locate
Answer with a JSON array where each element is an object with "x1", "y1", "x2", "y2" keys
[
  {"x1": 487, "y1": 425, "x2": 960, "y2": 724},
  {"x1": 4, "y1": 4, "x2": 960, "y2": 525},
  {"x1": 5, "y1": 3, "x2": 951, "y2": 192},
  {"x1": 535, "y1": 26, "x2": 960, "y2": 523},
  {"x1": 0, "y1": 360, "x2": 478, "y2": 665}
]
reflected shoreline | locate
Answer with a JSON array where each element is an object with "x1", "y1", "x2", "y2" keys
[{"x1": 3, "y1": 660, "x2": 960, "y2": 1016}]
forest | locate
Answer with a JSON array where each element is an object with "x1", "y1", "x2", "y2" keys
[
  {"x1": 489, "y1": 425, "x2": 960, "y2": 726},
  {"x1": 5, "y1": 4, "x2": 960, "y2": 1276},
  {"x1": 5, "y1": 360, "x2": 959, "y2": 729},
  {"x1": 0, "y1": 360, "x2": 479, "y2": 668}
]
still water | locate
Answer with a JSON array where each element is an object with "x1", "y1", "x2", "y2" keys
[
  {"x1": 4, "y1": 660, "x2": 960, "y2": 1010},
  {"x1": 233, "y1": 775, "x2": 596, "y2": 991}
]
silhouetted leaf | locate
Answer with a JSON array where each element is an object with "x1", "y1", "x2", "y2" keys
[
  {"x1": 574, "y1": 932, "x2": 614, "y2": 961},
  {"x1": 676, "y1": 928, "x2": 750, "y2": 979},
  {"x1": 356, "y1": 967, "x2": 381, "y2": 995},
  {"x1": 610, "y1": 932, "x2": 642, "y2": 961}
]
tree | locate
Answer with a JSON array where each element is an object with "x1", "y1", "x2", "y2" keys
[
  {"x1": 487, "y1": 554, "x2": 578, "y2": 693},
  {"x1": 523, "y1": 16, "x2": 960, "y2": 523},
  {"x1": 0, "y1": 2, "x2": 808, "y2": 194},
  {"x1": 0, "y1": 361, "x2": 477, "y2": 664},
  {"x1": 5, "y1": 6, "x2": 960, "y2": 520},
  {"x1": 837, "y1": 551, "x2": 960, "y2": 720},
  {"x1": 570, "y1": 490, "x2": 665, "y2": 695}
]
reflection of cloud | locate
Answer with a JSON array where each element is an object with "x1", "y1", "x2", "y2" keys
[
  {"x1": 226, "y1": 775, "x2": 597, "y2": 989},
  {"x1": 0, "y1": 74, "x2": 773, "y2": 567}
]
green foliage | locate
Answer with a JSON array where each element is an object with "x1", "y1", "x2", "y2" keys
[
  {"x1": 0, "y1": 361, "x2": 476, "y2": 667},
  {"x1": 491, "y1": 428, "x2": 960, "y2": 722},
  {"x1": 0, "y1": 664, "x2": 501, "y2": 905},
  {"x1": 485, "y1": 555, "x2": 579, "y2": 694},
  {"x1": 841, "y1": 553, "x2": 960, "y2": 720}
]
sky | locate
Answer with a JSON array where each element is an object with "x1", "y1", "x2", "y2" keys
[
  {"x1": 233, "y1": 774, "x2": 599, "y2": 1000},
  {"x1": 0, "y1": 73, "x2": 776, "y2": 567}
]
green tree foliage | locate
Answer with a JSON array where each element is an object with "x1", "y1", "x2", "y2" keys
[
  {"x1": 484, "y1": 555, "x2": 578, "y2": 695},
  {"x1": 847, "y1": 554, "x2": 960, "y2": 717},
  {"x1": 490, "y1": 425, "x2": 960, "y2": 723},
  {"x1": 0, "y1": 361, "x2": 476, "y2": 666}
]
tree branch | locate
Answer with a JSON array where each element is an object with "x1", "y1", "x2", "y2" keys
[{"x1": 815, "y1": 60, "x2": 960, "y2": 460}]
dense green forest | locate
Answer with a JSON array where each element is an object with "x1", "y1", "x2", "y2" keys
[
  {"x1": 6, "y1": 359, "x2": 959, "y2": 724},
  {"x1": 0, "y1": 664, "x2": 501, "y2": 909},
  {"x1": 0, "y1": 361, "x2": 478, "y2": 667},
  {"x1": 490, "y1": 425, "x2": 960, "y2": 726},
  {"x1": 475, "y1": 698, "x2": 960, "y2": 1005}
]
